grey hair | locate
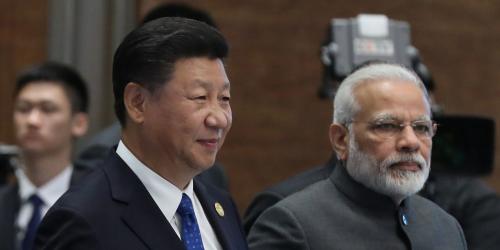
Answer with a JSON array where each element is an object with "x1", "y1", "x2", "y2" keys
[{"x1": 333, "y1": 63, "x2": 431, "y2": 124}]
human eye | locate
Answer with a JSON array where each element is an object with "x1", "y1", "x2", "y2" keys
[
  {"x1": 40, "y1": 103, "x2": 59, "y2": 114},
  {"x1": 220, "y1": 95, "x2": 230, "y2": 102},
  {"x1": 412, "y1": 121, "x2": 432, "y2": 135},
  {"x1": 14, "y1": 102, "x2": 32, "y2": 113},
  {"x1": 371, "y1": 121, "x2": 400, "y2": 132},
  {"x1": 189, "y1": 94, "x2": 207, "y2": 102}
]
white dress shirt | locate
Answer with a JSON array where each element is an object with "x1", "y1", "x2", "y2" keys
[
  {"x1": 116, "y1": 141, "x2": 222, "y2": 250},
  {"x1": 15, "y1": 165, "x2": 73, "y2": 247}
]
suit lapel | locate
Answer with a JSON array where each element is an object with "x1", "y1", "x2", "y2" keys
[
  {"x1": 195, "y1": 181, "x2": 236, "y2": 250},
  {"x1": 103, "y1": 152, "x2": 185, "y2": 250}
]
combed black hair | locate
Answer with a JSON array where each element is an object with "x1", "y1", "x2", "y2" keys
[
  {"x1": 112, "y1": 17, "x2": 228, "y2": 126},
  {"x1": 14, "y1": 62, "x2": 89, "y2": 113}
]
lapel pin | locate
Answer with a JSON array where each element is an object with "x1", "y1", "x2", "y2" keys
[{"x1": 214, "y1": 202, "x2": 225, "y2": 217}]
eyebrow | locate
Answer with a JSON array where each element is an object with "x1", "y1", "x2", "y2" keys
[{"x1": 372, "y1": 113, "x2": 431, "y2": 122}]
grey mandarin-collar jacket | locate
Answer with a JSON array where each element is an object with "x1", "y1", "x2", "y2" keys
[{"x1": 248, "y1": 165, "x2": 467, "y2": 250}]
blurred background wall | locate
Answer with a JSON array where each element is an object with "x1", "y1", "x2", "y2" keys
[{"x1": 1, "y1": 0, "x2": 499, "y2": 212}]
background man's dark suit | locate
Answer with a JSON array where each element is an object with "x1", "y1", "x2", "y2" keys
[
  {"x1": 35, "y1": 151, "x2": 247, "y2": 250},
  {"x1": 0, "y1": 164, "x2": 92, "y2": 250}
]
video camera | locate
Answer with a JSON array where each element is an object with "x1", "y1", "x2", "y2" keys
[{"x1": 319, "y1": 14, "x2": 495, "y2": 176}]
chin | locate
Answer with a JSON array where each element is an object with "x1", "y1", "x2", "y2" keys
[
  {"x1": 382, "y1": 171, "x2": 427, "y2": 197},
  {"x1": 190, "y1": 158, "x2": 216, "y2": 172}
]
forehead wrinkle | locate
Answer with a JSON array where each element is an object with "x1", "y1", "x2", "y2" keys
[{"x1": 192, "y1": 79, "x2": 230, "y2": 91}]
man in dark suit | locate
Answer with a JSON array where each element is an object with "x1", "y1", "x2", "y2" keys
[
  {"x1": 76, "y1": 3, "x2": 229, "y2": 191},
  {"x1": 248, "y1": 63, "x2": 467, "y2": 249},
  {"x1": 0, "y1": 62, "x2": 92, "y2": 250},
  {"x1": 35, "y1": 17, "x2": 248, "y2": 250}
]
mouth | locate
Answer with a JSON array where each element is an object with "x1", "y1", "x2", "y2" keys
[
  {"x1": 390, "y1": 161, "x2": 422, "y2": 172},
  {"x1": 21, "y1": 132, "x2": 42, "y2": 141},
  {"x1": 197, "y1": 138, "x2": 219, "y2": 150}
]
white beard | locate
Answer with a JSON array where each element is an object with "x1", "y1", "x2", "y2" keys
[{"x1": 345, "y1": 134, "x2": 430, "y2": 203}]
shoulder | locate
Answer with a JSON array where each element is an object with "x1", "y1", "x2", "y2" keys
[
  {"x1": 251, "y1": 177, "x2": 336, "y2": 231},
  {"x1": 53, "y1": 166, "x2": 110, "y2": 218},
  {"x1": 243, "y1": 164, "x2": 333, "y2": 233},
  {"x1": 267, "y1": 164, "x2": 333, "y2": 197},
  {"x1": 0, "y1": 183, "x2": 17, "y2": 199},
  {"x1": 35, "y1": 168, "x2": 109, "y2": 249},
  {"x1": 277, "y1": 177, "x2": 336, "y2": 211},
  {"x1": 0, "y1": 183, "x2": 19, "y2": 210},
  {"x1": 247, "y1": 183, "x2": 328, "y2": 250}
]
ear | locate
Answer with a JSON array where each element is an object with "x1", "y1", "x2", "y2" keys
[
  {"x1": 123, "y1": 82, "x2": 148, "y2": 124},
  {"x1": 329, "y1": 123, "x2": 350, "y2": 161},
  {"x1": 71, "y1": 113, "x2": 89, "y2": 138}
]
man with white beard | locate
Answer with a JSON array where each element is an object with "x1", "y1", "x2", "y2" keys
[{"x1": 248, "y1": 63, "x2": 468, "y2": 250}]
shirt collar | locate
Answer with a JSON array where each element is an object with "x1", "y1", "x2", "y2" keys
[
  {"x1": 116, "y1": 140, "x2": 194, "y2": 222},
  {"x1": 15, "y1": 164, "x2": 73, "y2": 207}
]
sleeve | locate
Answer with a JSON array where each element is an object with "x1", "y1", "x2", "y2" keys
[
  {"x1": 247, "y1": 204, "x2": 309, "y2": 250},
  {"x1": 35, "y1": 206, "x2": 101, "y2": 250},
  {"x1": 243, "y1": 191, "x2": 283, "y2": 235}
]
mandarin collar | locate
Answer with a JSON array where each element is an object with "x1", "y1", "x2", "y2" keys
[{"x1": 330, "y1": 165, "x2": 407, "y2": 212}]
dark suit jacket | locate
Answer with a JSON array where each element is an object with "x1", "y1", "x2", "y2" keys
[
  {"x1": 35, "y1": 151, "x2": 248, "y2": 250},
  {"x1": 0, "y1": 164, "x2": 92, "y2": 250}
]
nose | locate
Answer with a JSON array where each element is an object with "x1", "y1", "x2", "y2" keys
[
  {"x1": 26, "y1": 109, "x2": 43, "y2": 126},
  {"x1": 396, "y1": 125, "x2": 420, "y2": 153},
  {"x1": 205, "y1": 105, "x2": 231, "y2": 130}
]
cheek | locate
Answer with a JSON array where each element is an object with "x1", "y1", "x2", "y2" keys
[
  {"x1": 358, "y1": 139, "x2": 394, "y2": 163},
  {"x1": 13, "y1": 115, "x2": 25, "y2": 130},
  {"x1": 225, "y1": 109, "x2": 233, "y2": 129},
  {"x1": 421, "y1": 142, "x2": 432, "y2": 160},
  {"x1": 47, "y1": 116, "x2": 74, "y2": 135}
]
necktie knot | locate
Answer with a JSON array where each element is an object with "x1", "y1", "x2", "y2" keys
[
  {"x1": 177, "y1": 193, "x2": 195, "y2": 216},
  {"x1": 28, "y1": 194, "x2": 44, "y2": 207}
]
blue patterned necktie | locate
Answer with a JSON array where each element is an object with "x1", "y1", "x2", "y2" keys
[
  {"x1": 176, "y1": 193, "x2": 205, "y2": 250},
  {"x1": 22, "y1": 194, "x2": 44, "y2": 250}
]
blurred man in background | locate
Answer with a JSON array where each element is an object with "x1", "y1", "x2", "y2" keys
[{"x1": 0, "y1": 62, "x2": 91, "y2": 250}]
